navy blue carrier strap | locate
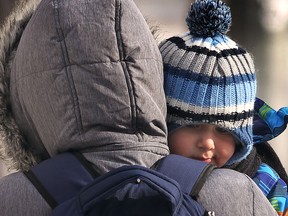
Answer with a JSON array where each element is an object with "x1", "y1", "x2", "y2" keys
[
  {"x1": 24, "y1": 152, "x2": 216, "y2": 209},
  {"x1": 24, "y1": 152, "x2": 100, "y2": 209}
]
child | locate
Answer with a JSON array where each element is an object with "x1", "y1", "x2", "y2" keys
[
  {"x1": 160, "y1": 0, "x2": 256, "y2": 166},
  {"x1": 159, "y1": 0, "x2": 288, "y2": 215}
]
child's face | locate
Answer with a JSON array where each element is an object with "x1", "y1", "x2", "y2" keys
[{"x1": 168, "y1": 124, "x2": 236, "y2": 167}]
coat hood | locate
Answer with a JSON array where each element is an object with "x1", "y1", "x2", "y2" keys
[{"x1": 0, "y1": 0, "x2": 168, "y2": 171}]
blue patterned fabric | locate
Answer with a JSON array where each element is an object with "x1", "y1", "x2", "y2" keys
[
  {"x1": 160, "y1": 0, "x2": 257, "y2": 164},
  {"x1": 252, "y1": 98, "x2": 288, "y2": 215},
  {"x1": 253, "y1": 163, "x2": 288, "y2": 215},
  {"x1": 253, "y1": 98, "x2": 288, "y2": 144}
]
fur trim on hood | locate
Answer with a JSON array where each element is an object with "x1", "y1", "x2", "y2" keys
[{"x1": 0, "y1": 0, "x2": 43, "y2": 171}]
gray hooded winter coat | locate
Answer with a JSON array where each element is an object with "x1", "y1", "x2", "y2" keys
[{"x1": 0, "y1": 0, "x2": 278, "y2": 215}]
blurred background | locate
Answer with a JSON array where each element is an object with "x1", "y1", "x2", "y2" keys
[{"x1": 0, "y1": 0, "x2": 287, "y2": 177}]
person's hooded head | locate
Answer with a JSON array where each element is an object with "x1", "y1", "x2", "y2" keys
[{"x1": 0, "y1": 0, "x2": 169, "y2": 171}]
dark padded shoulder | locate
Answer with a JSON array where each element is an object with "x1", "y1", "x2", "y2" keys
[{"x1": 154, "y1": 154, "x2": 216, "y2": 198}]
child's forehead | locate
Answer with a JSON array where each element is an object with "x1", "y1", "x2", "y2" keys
[{"x1": 185, "y1": 123, "x2": 223, "y2": 128}]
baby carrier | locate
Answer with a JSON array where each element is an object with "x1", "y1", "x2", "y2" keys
[{"x1": 24, "y1": 153, "x2": 216, "y2": 216}]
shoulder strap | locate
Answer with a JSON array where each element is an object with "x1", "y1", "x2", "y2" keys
[
  {"x1": 25, "y1": 153, "x2": 215, "y2": 209},
  {"x1": 24, "y1": 152, "x2": 100, "y2": 208},
  {"x1": 154, "y1": 154, "x2": 216, "y2": 198}
]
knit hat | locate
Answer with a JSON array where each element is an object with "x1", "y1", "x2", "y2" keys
[{"x1": 159, "y1": 0, "x2": 257, "y2": 165}]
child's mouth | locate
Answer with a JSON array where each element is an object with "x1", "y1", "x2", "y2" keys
[
  {"x1": 193, "y1": 157, "x2": 212, "y2": 163},
  {"x1": 201, "y1": 158, "x2": 212, "y2": 163}
]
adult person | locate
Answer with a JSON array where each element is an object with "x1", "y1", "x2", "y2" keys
[{"x1": 0, "y1": 0, "x2": 277, "y2": 215}]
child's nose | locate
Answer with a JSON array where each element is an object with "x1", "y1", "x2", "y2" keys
[{"x1": 198, "y1": 132, "x2": 216, "y2": 150}]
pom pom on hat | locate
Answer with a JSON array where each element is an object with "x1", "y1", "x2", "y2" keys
[{"x1": 186, "y1": 0, "x2": 232, "y2": 37}]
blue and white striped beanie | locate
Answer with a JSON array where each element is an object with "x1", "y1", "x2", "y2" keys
[{"x1": 159, "y1": 0, "x2": 257, "y2": 164}]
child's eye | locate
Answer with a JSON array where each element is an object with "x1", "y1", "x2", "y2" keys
[{"x1": 216, "y1": 127, "x2": 230, "y2": 134}]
